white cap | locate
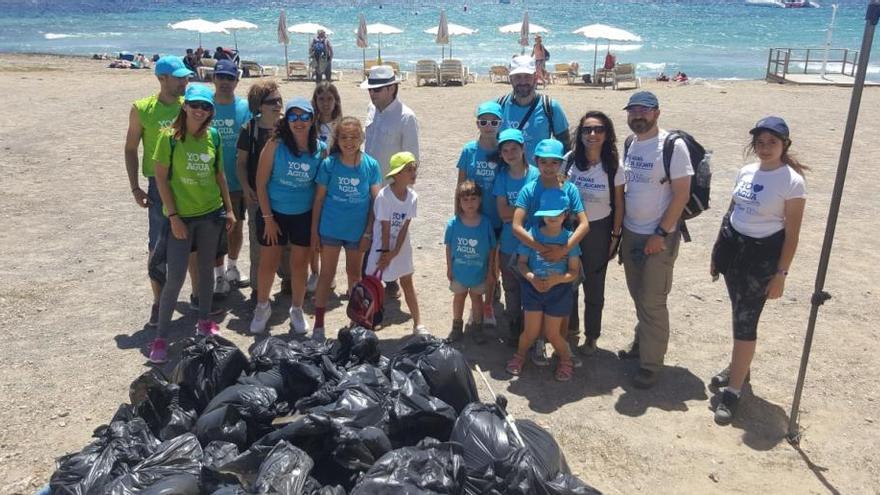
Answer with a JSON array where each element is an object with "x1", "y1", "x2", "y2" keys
[{"x1": 508, "y1": 55, "x2": 536, "y2": 76}]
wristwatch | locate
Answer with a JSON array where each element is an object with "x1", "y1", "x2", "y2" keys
[{"x1": 653, "y1": 226, "x2": 669, "y2": 238}]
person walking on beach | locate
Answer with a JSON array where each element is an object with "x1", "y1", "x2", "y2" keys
[
  {"x1": 618, "y1": 91, "x2": 693, "y2": 389},
  {"x1": 497, "y1": 55, "x2": 569, "y2": 165},
  {"x1": 124, "y1": 55, "x2": 192, "y2": 328},
  {"x1": 709, "y1": 117, "x2": 806, "y2": 424},
  {"x1": 309, "y1": 29, "x2": 334, "y2": 83},
  {"x1": 149, "y1": 84, "x2": 236, "y2": 363},
  {"x1": 531, "y1": 34, "x2": 549, "y2": 85}
]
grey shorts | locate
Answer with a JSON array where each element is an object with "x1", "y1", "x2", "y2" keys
[{"x1": 450, "y1": 279, "x2": 486, "y2": 295}]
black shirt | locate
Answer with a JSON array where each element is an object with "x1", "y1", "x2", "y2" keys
[{"x1": 236, "y1": 121, "x2": 273, "y2": 190}]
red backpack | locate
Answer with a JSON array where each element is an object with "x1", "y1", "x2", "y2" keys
[{"x1": 347, "y1": 270, "x2": 385, "y2": 330}]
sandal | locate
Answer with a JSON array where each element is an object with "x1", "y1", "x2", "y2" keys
[
  {"x1": 555, "y1": 359, "x2": 574, "y2": 382},
  {"x1": 506, "y1": 353, "x2": 526, "y2": 376}
]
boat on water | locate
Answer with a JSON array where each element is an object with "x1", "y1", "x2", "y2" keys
[{"x1": 745, "y1": 0, "x2": 820, "y2": 7}]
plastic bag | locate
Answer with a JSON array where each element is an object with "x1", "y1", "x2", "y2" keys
[
  {"x1": 280, "y1": 359, "x2": 326, "y2": 404},
  {"x1": 330, "y1": 326, "x2": 381, "y2": 366},
  {"x1": 218, "y1": 441, "x2": 313, "y2": 494},
  {"x1": 104, "y1": 433, "x2": 203, "y2": 495},
  {"x1": 330, "y1": 426, "x2": 392, "y2": 471},
  {"x1": 129, "y1": 369, "x2": 197, "y2": 441},
  {"x1": 350, "y1": 438, "x2": 466, "y2": 494},
  {"x1": 171, "y1": 336, "x2": 250, "y2": 412},
  {"x1": 390, "y1": 335, "x2": 479, "y2": 414},
  {"x1": 388, "y1": 369, "x2": 457, "y2": 447},
  {"x1": 196, "y1": 405, "x2": 248, "y2": 448}
]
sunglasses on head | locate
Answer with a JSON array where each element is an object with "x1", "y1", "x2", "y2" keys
[
  {"x1": 261, "y1": 97, "x2": 283, "y2": 106},
  {"x1": 187, "y1": 101, "x2": 213, "y2": 111},
  {"x1": 478, "y1": 119, "x2": 501, "y2": 128},
  {"x1": 287, "y1": 112, "x2": 313, "y2": 122},
  {"x1": 581, "y1": 125, "x2": 607, "y2": 135}
]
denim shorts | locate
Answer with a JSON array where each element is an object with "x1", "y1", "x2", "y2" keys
[
  {"x1": 147, "y1": 177, "x2": 167, "y2": 251},
  {"x1": 521, "y1": 279, "x2": 574, "y2": 317},
  {"x1": 321, "y1": 235, "x2": 360, "y2": 251}
]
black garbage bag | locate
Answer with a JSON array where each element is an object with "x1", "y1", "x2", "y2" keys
[
  {"x1": 139, "y1": 474, "x2": 201, "y2": 495},
  {"x1": 201, "y1": 441, "x2": 242, "y2": 493},
  {"x1": 196, "y1": 405, "x2": 248, "y2": 449},
  {"x1": 129, "y1": 369, "x2": 198, "y2": 441},
  {"x1": 544, "y1": 474, "x2": 603, "y2": 495},
  {"x1": 388, "y1": 369, "x2": 457, "y2": 447},
  {"x1": 390, "y1": 335, "x2": 479, "y2": 414},
  {"x1": 350, "y1": 437, "x2": 467, "y2": 495},
  {"x1": 202, "y1": 385, "x2": 278, "y2": 423},
  {"x1": 238, "y1": 367, "x2": 285, "y2": 397},
  {"x1": 330, "y1": 326, "x2": 381, "y2": 366},
  {"x1": 294, "y1": 363, "x2": 389, "y2": 412},
  {"x1": 172, "y1": 336, "x2": 250, "y2": 412},
  {"x1": 330, "y1": 426, "x2": 392, "y2": 471},
  {"x1": 104, "y1": 433, "x2": 203, "y2": 495},
  {"x1": 280, "y1": 359, "x2": 326, "y2": 404},
  {"x1": 217, "y1": 441, "x2": 313, "y2": 494},
  {"x1": 302, "y1": 478, "x2": 346, "y2": 495},
  {"x1": 308, "y1": 388, "x2": 388, "y2": 430},
  {"x1": 449, "y1": 402, "x2": 512, "y2": 474},
  {"x1": 249, "y1": 337, "x2": 304, "y2": 365}
]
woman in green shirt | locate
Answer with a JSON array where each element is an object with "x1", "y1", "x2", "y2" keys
[{"x1": 150, "y1": 84, "x2": 236, "y2": 364}]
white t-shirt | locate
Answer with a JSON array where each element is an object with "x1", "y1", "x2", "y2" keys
[
  {"x1": 623, "y1": 130, "x2": 694, "y2": 234},
  {"x1": 730, "y1": 162, "x2": 806, "y2": 238},
  {"x1": 366, "y1": 185, "x2": 418, "y2": 280},
  {"x1": 364, "y1": 98, "x2": 420, "y2": 178},
  {"x1": 565, "y1": 155, "x2": 626, "y2": 222}
]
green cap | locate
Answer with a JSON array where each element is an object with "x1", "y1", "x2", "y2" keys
[{"x1": 386, "y1": 151, "x2": 417, "y2": 178}]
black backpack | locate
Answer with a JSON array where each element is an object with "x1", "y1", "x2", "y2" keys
[{"x1": 624, "y1": 130, "x2": 712, "y2": 242}]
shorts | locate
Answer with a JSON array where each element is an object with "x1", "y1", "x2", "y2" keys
[
  {"x1": 256, "y1": 209, "x2": 312, "y2": 247},
  {"x1": 521, "y1": 279, "x2": 574, "y2": 317},
  {"x1": 321, "y1": 235, "x2": 359, "y2": 251},
  {"x1": 229, "y1": 191, "x2": 246, "y2": 220},
  {"x1": 494, "y1": 227, "x2": 502, "y2": 241},
  {"x1": 450, "y1": 279, "x2": 486, "y2": 295},
  {"x1": 147, "y1": 177, "x2": 168, "y2": 251}
]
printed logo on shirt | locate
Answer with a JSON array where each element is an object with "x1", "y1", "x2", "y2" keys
[
  {"x1": 474, "y1": 160, "x2": 498, "y2": 177},
  {"x1": 456, "y1": 236, "x2": 478, "y2": 255},
  {"x1": 572, "y1": 175, "x2": 606, "y2": 203},
  {"x1": 625, "y1": 154, "x2": 654, "y2": 184},
  {"x1": 734, "y1": 181, "x2": 758, "y2": 201},
  {"x1": 157, "y1": 119, "x2": 174, "y2": 129},
  {"x1": 286, "y1": 160, "x2": 312, "y2": 177},
  {"x1": 391, "y1": 211, "x2": 408, "y2": 229}
]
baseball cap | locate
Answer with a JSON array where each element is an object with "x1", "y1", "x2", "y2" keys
[
  {"x1": 184, "y1": 84, "x2": 214, "y2": 105},
  {"x1": 285, "y1": 96, "x2": 313, "y2": 114},
  {"x1": 508, "y1": 55, "x2": 536, "y2": 76},
  {"x1": 214, "y1": 59, "x2": 239, "y2": 79},
  {"x1": 534, "y1": 139, "x2": 565, "y2": 160},
  {"x1": 386, "y1": 151, "x2": 417, "y2": 178},
  {"x1": 155, "y1": 55, "x2": 193, "y2": 78},
  {"x1": 476, "y1": 101, "x2": 503, "y2": 119},
  {"x1": 623, "y1": 91, "x2": 660, "y2": 110},
  {"x1": 535, "y1": 189, "x2": 568, "y2": 217},
  {"x1": 498, "y1": 128, "x2": 524, "y2": 145},
  {"x1": 750, "y1": 116, "x2": 790, "y2": 138}
]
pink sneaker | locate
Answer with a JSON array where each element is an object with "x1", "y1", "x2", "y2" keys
[
  {"x1": 149, "y1": 338, "x2": 168, "y2": 364},
  {"x1": 196, "y1": 319, "x2": 221, "y2": 337}
]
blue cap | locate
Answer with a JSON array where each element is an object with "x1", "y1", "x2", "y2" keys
[
  {"x1": 535, "y1": 189, "x2": 569, "y2": 217},
  {"x1": 498, "y1": 128, "x2": 524, "y2": 145},
  {"x1": 476, "y1": 101, "x2": 503, "y2": 119},
  {"x1": 750, "y1": 116, "x2": 789, "y2": 138},
  {"x1": 285, "y1": 96, "x2": 313, "y2": 114},
  {"x1": 534, "y1": 139, "x2": 565, "y2": 160},
  {"x1": 155, "y1": 55, "x2": 193, "y2": 78},
  {"x1": 184, "y1": 84, "x2": 214, "y2": 105},
  {"x1": 623, "y1": 91, "x2": 659, "y2": 110},
  {"x1": 214, "y1": 59, "x2": 239, "y2": 79}
]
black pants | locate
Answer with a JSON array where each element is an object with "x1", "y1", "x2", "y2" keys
[{"x1": 569, "y1": 215, "x2": 613, "y2": 341}]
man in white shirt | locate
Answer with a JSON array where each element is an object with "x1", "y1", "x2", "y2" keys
[{"x1": 619, "y1": 91, "x2": 693, "y2": 389}]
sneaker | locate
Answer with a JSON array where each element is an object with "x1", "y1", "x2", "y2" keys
[
  {"x1": 306, "y1": 273, "x2": 319, "y2": 293},
  {"x1": 147, "y1": 303, "x2": 159, "y2": 328},
  {"x1": 555, "y1": 359, "x2": 574, "y2": 382},
  {"x1": 482, "y1": 304, "x2": 497, "y2": 329},
  {"x1": 579, "y1": 337, "x2": 598, "y2": 356},
  {"x1": 506, "y1": 353, "x2": 526, "y2": 376},
  {"x1": 448, "y1": 319, "x2": 464, "y2": 342},
  {"x1": 196, "y1": 319, "x2": 221, "y2": 337},
  {"x1": 289, "y1": 307, "x2": 310, "y2": 335},
  {"x1": 710, "y1": 366, "x2": 750, "y2": 391},
  {"x1": 149, "y1": 338, "x2": 168, "y2": 364},
  {"x1": 618, "y1": 341, "x2": 640, "y2": 360},
  {"x1": 470, "y1": 322, "x2": 487, "y2": 345},
  {"x1": 311, "y1": 327, "x2": 326, "y2": 342},
  {"x1": 226, "y1": 265, "x2": 250, "y2": 288},
  {"x1": 633, "y1": 367, "x2": 658, "y2": 389},
  {"x1": 214, "y1": 274, "x2": 231, "y2": 296},
  {"x1": 714, "y1": 390, "x2": 740, "y2": 425},
  {"x1": 413, "y1": 324, "x2": 430, "y2": 336},
  {"x1": 566, "y1": 344, "x2": 583, "y2": 368},
  {"x1": 530, "y1": 340, "x2": 550, "y2": 367},
  {"x1": 250, "y1": 302, "x2": 271, "y2": 335}
]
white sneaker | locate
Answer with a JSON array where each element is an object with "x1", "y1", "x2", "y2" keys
[
  {"x1": 413, "y1": 324, "x2": 430, "y2": 336},
  {"x1": 214, "y1": 274, "x2": 231, "y2": 295},
  {"x1": 249, "y1": 302, "x2": 271, "y2": 334},
  {"x1": 289, "y1": 306, "x2": 310, "y2": 335},
  {"x1": 306, "y1": 273, "x2": 319, "y2": 293},
  {"x1": 312, "y1": 327, "x2": 326, "y2": 343},
  {"x1": 226, "y1": 265, "x2": 242, "y2": 287}
]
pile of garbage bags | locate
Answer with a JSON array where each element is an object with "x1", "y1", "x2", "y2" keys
[{"x1": 49, "y1": 330, "x2": 601, "y2": 494}]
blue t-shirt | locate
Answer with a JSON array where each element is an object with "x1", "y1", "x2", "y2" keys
[
  {"x1": 457, "y1": 140, "x2": 501, "y2": 229},
  {"x1": 499, "y1": 96, "x2": 569, "y2": 165},
  {"x1": 316, "y1": 153, "x2": 382, "y2": 242},
  {"x1": 444, "y1": 215, "x2": 497, "y2": 288},
  {"x1": 516, "y1": 226, "x2": 581, "y2": 278},
  {"x1": 212, "y1": 97, "x2": 252, "y2": 191},
  {"x1": 492, "y1": 165, "x2": 539, "y2": 254},
  {"x1": 267, "y1": 140, "x2": 326, "y2": 215},
  {"x1": 515, "y1": 180, "x2": 584, "y2": 231}
]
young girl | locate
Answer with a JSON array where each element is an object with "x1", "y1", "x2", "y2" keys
[
  {"x1": 365, "y1": 151, "x2": 427, "y2": 335},
  {"x1": 710, "y1": 116, "x2": 807, "y2": 424},
  {"x1": 492, "y1": 128, "x2": 539, "y2": 345},
  {"x1": 249, "y1": 97, "x2": 326, "y2": 336},
  {"x1": 457, "y1": 101, "x2": 503, "y2": 330},
  {"x1": 311, "y1": 116, "x2": 382, "y2": 342},
  {"x1": 445, "y1": 181, "x2": 497, "y2": 343},
  {"x1": 512, "y1": 139, "x2": 588, "y2": 367},
  {"x1": 150, "y1": 84, "x2": 236, "y2": 364},
  {"x1": 507, "y1": 189, "x2": 582, "y2": 381}
]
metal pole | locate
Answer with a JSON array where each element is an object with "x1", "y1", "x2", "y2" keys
[
  {"x1": 787, "y1": 0, "x2": 880, "y2": 444},
  {"x1": 821, "y1": 3, "x2": 839, "y2": 79}
]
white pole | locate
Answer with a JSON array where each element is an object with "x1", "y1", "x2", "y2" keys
[{"x1": 821, "y1": 3, "x2": 839, "y2": 79}]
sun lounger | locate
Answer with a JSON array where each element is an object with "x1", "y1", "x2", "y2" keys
[
  {"x1": 488, "y1": 65, "x2": 509, "y2": 83},
  {"x1": 415, "y1": 59, "x2": 439, "y2": 86},
  {"x1": 612, "y1": 63, "x2": 640, "y2": 90},
  {"x1": 241, "y1": 60, "x2": 278, "y2": 78},
  {"x1": 551, "y1": 63, "x2": 577, "y2": 84},
  {"x1": 287, "y1": 61, "x2": 309, "y2": 80},
  {"x1": 385, "y1": 61, "x2": 408, "y2": 81},
  {"x1": 440, "y1": 59, "x2": 468, "y2": 86}
]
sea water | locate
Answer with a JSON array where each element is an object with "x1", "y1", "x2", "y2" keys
[{"x1": 0, "y1": 0, "x2": 877, "y2": 80}]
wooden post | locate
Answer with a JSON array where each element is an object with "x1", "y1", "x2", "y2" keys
[
  {"x1": 766, "y1": 48, "x2": 774, "y2": 79},
  {"x1": 843, "y1": 49, "x2": 849, "y2": 75},
  {"x1": 804, "y1": 49, "x2": 810, "y2": 73},
  {"x1": 783, "y1": 50, "x2": 790, "y2": 81}
]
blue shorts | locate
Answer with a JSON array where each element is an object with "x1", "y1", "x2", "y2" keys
[
  {"x1": 520, "y1": 279, "x2": 574, "y2": 317},
  {"x1": 321, "y1": 235, "x2": 360, "y2": 251},
  {"x1": 147, "y1": 177, "x2": 168, "y2": 252}
]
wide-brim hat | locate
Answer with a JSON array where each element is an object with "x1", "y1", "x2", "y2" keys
[{"x1": 360, "y1": 65, "x2": 401, "y2": 89}]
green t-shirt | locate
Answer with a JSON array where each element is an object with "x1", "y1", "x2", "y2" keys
[
  {"x1": 134, "y1": 94, "x2": 183, "y2": 177},
  {"x1": 152, "y1": 128, "x2": 224, "y2": 218}
]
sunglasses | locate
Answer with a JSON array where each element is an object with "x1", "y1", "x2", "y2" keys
[
  {"x1": 581, "y1": 125, "x2": 607, "y2": 135},
  {"x1": 187, "y1": 101, "x2": 213, "y2": 112},
  {"x1": 478, "y1": 119, "x2": 501, "y2": 128},
  {"x1": 286, "y1": 112, "x2": 313, "y2": 122},
  {"x1": 368, "y1": 86, "x2": 387, "y2": 93},
  {"x1": 261, "y1": 97, "x2": 283, "y2": 106}
]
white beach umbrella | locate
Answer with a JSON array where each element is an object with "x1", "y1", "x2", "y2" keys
[
  {"x1": 288, "y1": 23, "x2": 334, "y2": 35},
  {"x1": 218, "y1": 19, "x2": 257, "y2": 52},
  {"x1": 354, "y1": 22, "x2": 403, "y2": 63},
  {"x1": 278, "y1": 10, "x2": 289, "y2": 79},
  {"x1": 498, "y1": 14, "x2": 547, "y2": 54},
  {"x1": 169, "y1": 18, "x2": 228, "y2": 47},
  {"x1": 425, "y1": 11, "x2": 476, "y2": 59},
  {"x1": 356, "y1": 14, "x2": 368, "y2": 69},
  {"x1": 573, "y1": 23, "x2": 642, "y2": 77}
]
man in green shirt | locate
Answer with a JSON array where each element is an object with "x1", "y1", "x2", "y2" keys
[{"x1": 124, "y1": 56, "x2": 192, "y2": 327}]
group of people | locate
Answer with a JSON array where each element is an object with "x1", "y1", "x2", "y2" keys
[{"x1": 126, "y1": 53, "x2": 807, "y2": 425}]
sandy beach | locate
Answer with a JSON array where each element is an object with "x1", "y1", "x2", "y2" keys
[{"x1": 0, "y1": 53, "x2": 878, "y2": 494}]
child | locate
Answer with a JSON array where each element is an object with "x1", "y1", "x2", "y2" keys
[
  {"x1": 311, "y1": 116, "x2": 382, "y2": 342},
  {"x1": 365, "y1": 151, "x2": 427, "y2": 335},
  {"x1": 507, "y1": 189, "x2": 581, "y2": 381},
  {"x1": 445, "y1": 180, "x2": 497, "y2": 343}
]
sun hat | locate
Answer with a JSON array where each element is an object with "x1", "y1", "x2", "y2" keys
[
  {"x1": 184, "y1": 84, "x2": 214, "y2": 105},
  {"x1": 285, "y1": 96, "x2": 313, "y2": 115},
  {"x1": 750, "y1": 116, "x2": 790, "y2": 138},
  {"x1": 476, "y1": 101, "x2": 503, "y2": 119},
  {"x1": 623, "y1": 91, "x2": 660, "y2": 110},
  {"x1": 508, "y1": 55, "x2": 536, "y2": 76},
  {"x1": 360, "y1": 65, "x2": 401, "y2": 89},
  {"x1": 155, "y1": 55, "x2": 193, "y2": 78},
  {"x1": 498, "y1": 128, "x2": 524, "y2": 145},
  {"x1": 534, "y1": 139, "x2": 565, "y2": 160},
  {"x1": 386, "y1": 151, "x2": 417, "y2": 178},
  {"x1": 535, "y1": 189, "x2": 568, "y2": 217},
  {"x1": 214, "y1": 59, "x2": 239, "y2": 79}
]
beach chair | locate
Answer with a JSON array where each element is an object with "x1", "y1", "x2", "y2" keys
[
  {"x1": 439, "y1": 59, "x2": 467, "y2": 86},
  {"x1": 287, "y1": 61, "x2": 310, "y2": 80},
  {"x1": 363, "y1": 60, "x2": 380, "y2": 80},
  {"x1": 612, "y1": 63, "x2": 640, "y2": 90},
  {"x1": 385, "y1": 61, "x2": 408, "y2": 81},
  {"x1": 415, "y1": 59, "x2": 439, "y2": 86},
  {"x1": 488, "y1": 65, "x2": 509, "y2": 83},
  {"x1": 241, "y1": 60, "x2": 268, "y2": 77},
  {"x1": 552, "y1": 63, "x2": 577, "y2": 84}
]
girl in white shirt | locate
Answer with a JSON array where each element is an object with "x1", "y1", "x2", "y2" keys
[{"x1": 709, "y1": 116, "x2": 807, "y2": 425}]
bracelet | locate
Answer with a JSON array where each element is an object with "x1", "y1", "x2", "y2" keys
[{"x1": 168, "y1": 212, "x2": 178, "y2": 218}]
